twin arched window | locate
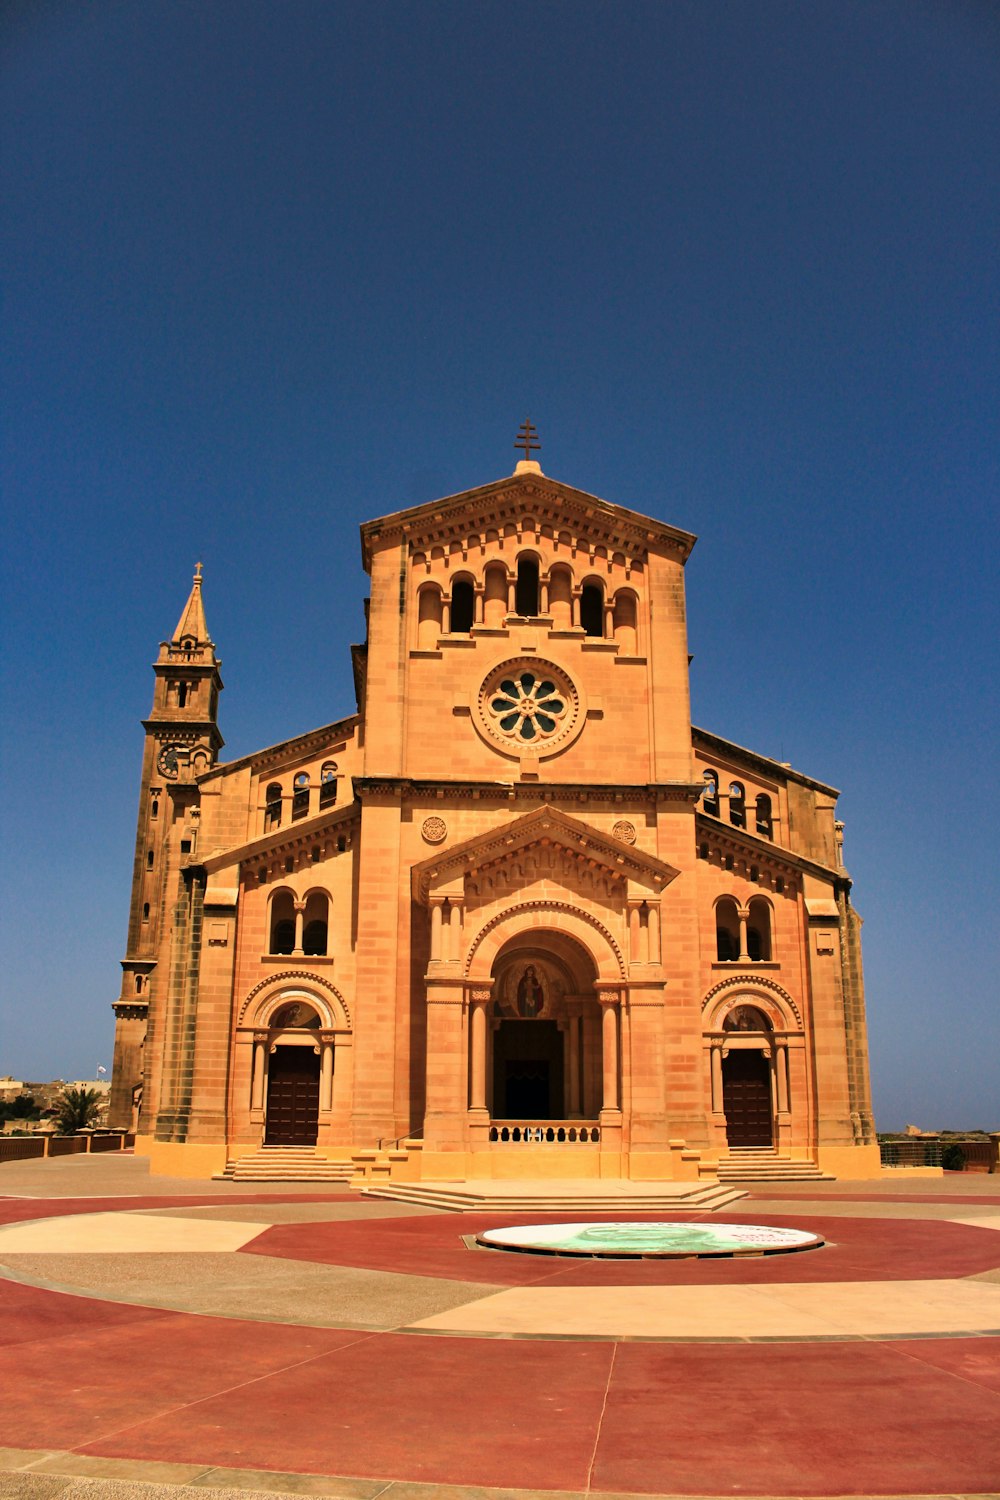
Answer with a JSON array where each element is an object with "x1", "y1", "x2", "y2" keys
[
  {"x1": 415, "y1": 556, "x2": 639, "y2": 648},
  {"x1": 715, "y1": 896, "x2": 772, "y2": 962},
  {"x1": 268, "y1": 889, "x2": 330, "y2": 957}
]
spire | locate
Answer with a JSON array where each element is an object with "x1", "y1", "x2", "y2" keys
[{"x1": 172, "y1": 562, "x2": 211, "y2": 645}]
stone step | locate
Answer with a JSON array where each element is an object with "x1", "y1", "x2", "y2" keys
[
  {"x1": 215, "y1": 1147, "x2": 355, "y2": 1183},
  {"x1": 716, "y1": 1153, "x2": 834, "y2": 1182},
  {"x1": 360, "y1": 1181, "x2": 747, "y2": 1214}
]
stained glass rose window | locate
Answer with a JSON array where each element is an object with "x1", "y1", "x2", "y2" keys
[{"x1": 474, "y1": 659, "x2": 583, "y2": 758}]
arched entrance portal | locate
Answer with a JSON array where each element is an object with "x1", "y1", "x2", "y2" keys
[
  {"x1": 488, "y1": 933, "x2": 600, "y2": 1121},
  {"x1": 721, "y1": 1005, "x2": 774, "y2": 1147},
  {"x1": 264, "y1": 1001, "x2": 322, "y2": 1145}
]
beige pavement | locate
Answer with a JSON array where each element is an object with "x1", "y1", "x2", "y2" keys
[{"x1": 408, "y1": 1275, "x2": 1000, "y2": 1340}]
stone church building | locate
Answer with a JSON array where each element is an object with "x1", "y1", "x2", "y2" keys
[{"x1": 109, "y1": 445, "x2": 878, "y2": 1180}]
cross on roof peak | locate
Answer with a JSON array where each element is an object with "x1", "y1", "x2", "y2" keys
[
  {"x1": 514, "y1": 419, "x2": 540, "y2": 458},
  {"x1": 513, "y1": 419, "x2": 543, "y2": 474}
]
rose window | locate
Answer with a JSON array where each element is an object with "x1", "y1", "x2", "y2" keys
[
  {"x1": 473, "y1": 658, "x2": 584, "y2": 758},
  {"x1": 489, "y1": 672, "x2": 567, "y2": 742}
]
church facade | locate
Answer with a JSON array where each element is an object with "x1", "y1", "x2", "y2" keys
[{"x1": 109, "y1": 451, "x2": 879, "y2": 1179}]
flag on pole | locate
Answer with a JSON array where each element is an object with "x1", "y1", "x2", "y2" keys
[{"x1": 97, "y1": 1065, "x2": 107, "y2": 1075}]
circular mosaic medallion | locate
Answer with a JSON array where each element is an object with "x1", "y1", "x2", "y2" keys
[
  {"x1": 421, "y1": 816, "x2": 447, "y2": 845},
  {"x1": 476, "y1": 1221, "x2": 824, "y2": 1259},
  {"x1": 473, "y1": 658, "x2": 584, "y2": 759},
  {"x1": 612, "y1": 819, "x2": 637, "y2": 844}
]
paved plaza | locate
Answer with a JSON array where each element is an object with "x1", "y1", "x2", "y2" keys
[{"x1": 1, "y1": 1155, "x2": 997, "y2": 1500}]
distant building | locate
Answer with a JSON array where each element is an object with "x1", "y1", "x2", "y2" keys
[{"x1": 110, "y1": 449, "x2": 877, "y2": 1180}]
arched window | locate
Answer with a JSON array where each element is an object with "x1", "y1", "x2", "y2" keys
[
  {"x1": 146, "y1": 850, "x2": 154, "y2": 869},
  {"x1": 548, "y1": 565, "x2": 573, "y2": 629},
  {"x1": 755, "y1": 793, "x2": 773, "y2": 839},
  {"x1": 319, "y1": 761, "x2": 338, "y2": 809},
  {"x1": 715, "y1": 898, "x2": 740, "y2": 962},
  {"x1": 729, "y1": 782, "x2": 746, "y2": 830},
  {"x1": 747, "y1": 896, "x2": 772, "y2": 961},
  {"x1": 177, "y1": 682, "x2": 188, "y2": 708},
  {"x1": 302, "y1": 891, "x2": 329, "y2": 956},
  {"x1": 142, "y1": 902, "x2": 150, "y2": 922},
  {"x1": 703, "y1": 771, "x2": 720, "y2": 817},
  {"x1": 723, "y1": 1005, "x2": 772, "y2": 1032},
  {"x1": 134, "y1": 975, "x2": 143, "y2": 994},
  {"x1": 515, "y1": 556, "x2": 539, "y2": 616},
  {"x1": 264, "y1": 783, "x2": 282, "y2": 832},
  {"x1": 269, "y1": 891, "x2": 296, "y2": 955},
  {"x1": 612, "y1": 591, "x2": 638, "y2": 653},
  {"x1": 580, "y1": 582, "x2": 603, "y2": 638},
  {"x1": 451, "y1": 578, "x2": 474, "y2": 634},
  {"x1": 150, "y1": 798, "x2": 159, "y2": 820},
  {"x1": 292, "y1": 772, "x2": 310, "y2": 821},
  {"x1": 417, "y1": 585, "x2": 443, "y2": 650}
]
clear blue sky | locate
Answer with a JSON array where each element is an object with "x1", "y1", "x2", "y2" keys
[{"x1": 2, "y1": 2, "x2": 997, "y2": 1127}]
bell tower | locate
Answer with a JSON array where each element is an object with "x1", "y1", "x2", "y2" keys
[{"x1": 107, "y1": 566, "x2": 224, "y2": 1130}]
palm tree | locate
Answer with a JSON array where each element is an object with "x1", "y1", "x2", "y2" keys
[{"x1": 55, "y1": 1087, "x2": 103, "y2": 1135}]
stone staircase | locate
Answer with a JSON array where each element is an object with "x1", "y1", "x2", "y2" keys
[
  {"x1": 715, "y1": 1149, "x2": 834, "y2": 1184},
  {"x1": 359, "y1": 1178, "x2": 747, "y2": 1213},
  {"x1": 215, "y1": 1146, "x2": 355, "y2": 1183}
]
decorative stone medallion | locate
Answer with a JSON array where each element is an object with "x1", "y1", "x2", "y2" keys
[
  {"x1": 476, "y1": 1221, "x2": 824, "y2": 1259},
  {"x1": 612, "y1": 819, "x2": 637, "y2": 845},
  {"x1": 421, "y1": 815, "x2": 447, "y2": 845},
  {"x1": 473, "y1": 658, "x2": 584, "y2": 760}
]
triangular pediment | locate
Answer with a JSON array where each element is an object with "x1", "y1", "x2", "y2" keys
[
  {"x1": 411, "y1": 804, "x2": 679, "y2": 903},
  {"x1": 361, "y1": 471, "x2": 696, "y2": 572}
]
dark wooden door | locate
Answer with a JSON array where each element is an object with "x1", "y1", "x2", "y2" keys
[
  {"x1": 265, "y1": 1047, "x2": 320, "y2": 1145},
  {"x1": 493, "y1": 1020, "x2": 564, "y2": 1119},
  {"x1": 722, "y1": 1049, "x2": 773, "y2": 1147}
]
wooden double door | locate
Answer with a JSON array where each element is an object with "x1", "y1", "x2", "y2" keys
[
  {"x1": 265, "y1": 1046, "x2": 320, "y2": 1145},
  {"x1": 722, "y1": 1048, "x2": 773, "y2": 1147}
]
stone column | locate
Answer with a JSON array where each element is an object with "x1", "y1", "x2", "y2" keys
[
  {"x1": 775, "y1": 1042, "x2": 789, "y2": 1113},
  {"x1": 710, "y1": 1043, "x2": 723, "y2": 1113},
  {"x1": 251, "y1": 1033, "x2": 267, "y2": 1111},
  {"x1": 571, "y1": 589, "x2": 581, "y2": 628},
  {"x1": 293, "y1": 900, "x2": 305, "y2": 955},
  {"x1": 737, "y1": 907, "x2": 750, "y2": 961},
  {"x1": 603, "y1": 600, "x2": 614, "y2": 638},
  {"x1": 320, "y1": 1035, "x2": 335, "y2": 1113},
  {"x1": 474, "y1": 586, "x2": 484, "y2": 624},
  {"x1": 539, "y1": 575, "x2": 550, "y2": 612},
  {"x1": 647, "y1": 902, "x2": 661, "y2": 964},
  {"x1": 469, "y1": 990, "x2": 490, "y2": 1115},
  {"x1": 628, "y1": 900, "x2": 644, "y2": 965},
  {"x1": 430, "y1": 898, "x2": 444, "y2": 960},
  {"x1": 442, "y1": 598, "x2": 451, "y2": 634},
  {"x1": 566, "y1": 1003, "x2": 582, "y2": 1116},
  {"x1": 599, "y1": 993, "x2": 620, "y2": 1114}
]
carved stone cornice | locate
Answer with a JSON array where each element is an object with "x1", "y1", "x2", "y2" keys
[
  {"x1": 360, "y1": 473, "x2": 697, "y2": 572},
  {"x1": 695, "y1": 812, "x2": 841, "y2": 887},
  {"x1": 356, "y1": 776, "x2": 704, "y2": 807},
  {"x1": 112, "y1": 1000, "x2": 148, "y2": 1020},
  {"x1": 201, "y1": 801, "x2": 360, "y2": 875}
]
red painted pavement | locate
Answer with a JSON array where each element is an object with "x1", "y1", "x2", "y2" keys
[{"x1": 241, "y1": 1208, "x2": 1000, "y2": 1284}]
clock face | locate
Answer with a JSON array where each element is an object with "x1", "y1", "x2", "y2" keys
[{"x1": 157, "y1": 744, "x2": 181, "y2": 779}]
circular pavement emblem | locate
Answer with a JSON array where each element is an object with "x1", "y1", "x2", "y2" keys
[{"x1": 476, "y1": 1221, "x2": 825, "y2": 1258}]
